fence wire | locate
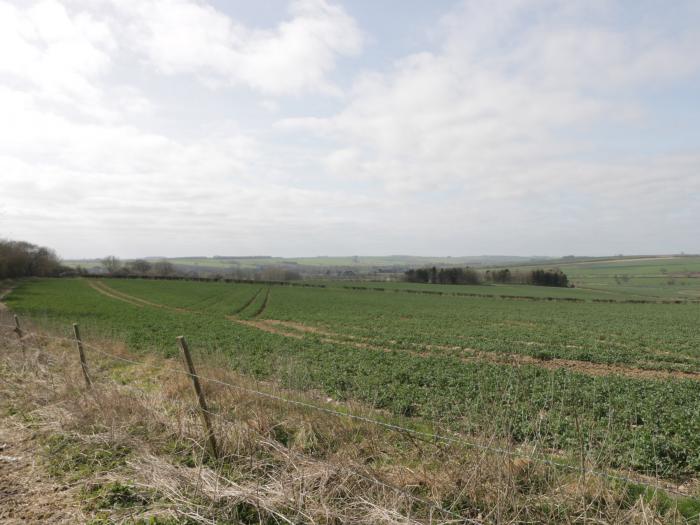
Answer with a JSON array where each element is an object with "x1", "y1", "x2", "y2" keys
[
  {"x1": 0, "y1": 325, "x2": 696, "y2": 502},
  {"x1": 0, "y1": 330, "x2": 477, "y2": 524}
]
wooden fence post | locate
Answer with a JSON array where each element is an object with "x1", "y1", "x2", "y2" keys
[
  {"x1": 177, "y1": 336, "x2": 219, "y2": 460},
  {"x1": 72, "y1": 323, "x2": 92, "y2": 388},
  {"x1": 14, "y1": 314, "x2": 25, "y2": 358}
]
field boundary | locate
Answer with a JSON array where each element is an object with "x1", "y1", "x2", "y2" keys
[{"x1": 1, "y1": 317, "x2": 697, "y2": 507}]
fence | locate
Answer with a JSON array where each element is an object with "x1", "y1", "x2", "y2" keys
[{"x1": 0, "y1": 314, "x2": 697, "y2": 524}]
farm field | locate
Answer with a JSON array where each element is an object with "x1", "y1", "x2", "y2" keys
[
  {"x1": 495, "y1": 256, "x2": 700, "y2": 301},
  {"x1": 5, "y1": 277, "x2": 700, "y2": 484}
]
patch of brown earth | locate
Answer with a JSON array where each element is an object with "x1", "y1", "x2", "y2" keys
[
  {"x1": 229, "y1": 318, "x2": 304, "y2": 339},
  {"x1": 265, "y1": 319, "x2": 354, "y2": 338}
]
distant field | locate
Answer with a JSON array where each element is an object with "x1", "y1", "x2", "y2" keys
[
  {"x1": 493, "y1": 256, "x2": 700, "y2": 300},
  {"x1": 6, "y1": 276, "x2": 700, "y2": 481}
]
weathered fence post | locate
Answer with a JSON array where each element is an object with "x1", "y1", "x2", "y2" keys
[
  {"x1": 177, "y1": 336, "x2": 219, "y2": 460},
  {"x1": 13, "y1": 314, "x2": 22, "y2": 338},
  {"x1": 72, "y1": 323, "x2": 92, "y2": 388},
  {"x1": 14, "y1": 314, "x2": 25, "y2": 358}
]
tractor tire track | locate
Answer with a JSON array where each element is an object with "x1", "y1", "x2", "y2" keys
[
  {"x1": 88, "y1": 280, "x2": 190, "y2": 313},
  {"x1": 231, "y1": 288, "x2": 263, "y2": 315},
  {"x1": 88, "y1": 280, "x2": 145, "y2": 308},
  {"x1": 250, "y1": 288, "x2": 271, "y2": 318}
]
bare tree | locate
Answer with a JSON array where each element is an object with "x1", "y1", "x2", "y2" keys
[
  {"x1": 153, "y1": 260, "x2": 175, "y2": 276},
  {"x1": 101, "y1": 255, "x2": 122, "y2": 275},
  {"x1": 128, "y1": 259, "x2": 152, "y2": 275}
]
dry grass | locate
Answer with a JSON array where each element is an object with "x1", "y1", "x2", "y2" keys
[{"x1": 0, "y1": 313, "x2": 697, "y2": 524}]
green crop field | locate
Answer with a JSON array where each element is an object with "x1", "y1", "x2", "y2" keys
[{"x1": 5, "y1": 276, "x2": 700, "y2": 483}]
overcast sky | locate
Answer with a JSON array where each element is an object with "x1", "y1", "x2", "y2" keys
[{"x1": 1, "y1": 0, "x2": 699, "y2": 259}]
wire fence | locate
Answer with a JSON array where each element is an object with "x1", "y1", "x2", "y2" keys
[
  {"x1": 0, "y1": 323, "x2": 477, "y2": 524},
  {"x1": 0, "y1": 317, "x2": 697, "y2": 511}
]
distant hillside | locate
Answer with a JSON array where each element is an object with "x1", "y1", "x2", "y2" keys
[{"x1": 63, "y1": 254, "x2": 547, "y2": 277}]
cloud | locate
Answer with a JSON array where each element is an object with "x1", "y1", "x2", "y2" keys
[
  {"x1": 0, "y1": 0, "x2": 115, "y2": 107},
  {"x1": 110, "y1": 0, "x2": 362, "y2": 96},
  {"x1": 0, "y1": 0, "x2": 363, "y2": 109},
  {"x1": 1, "y1": 0, "x2": 698, "y2": 257},
  {"x1": 282, "y1": 0, "x2": 700, "y2": 197},
  {"x1": 269, "y1": 1, "x2": 700, "y2": 253}
]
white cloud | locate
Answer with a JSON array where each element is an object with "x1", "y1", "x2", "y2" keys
[
  {"x1": 282, "y1": 0, "x2": 700, "y2": 198},
  {"x1": 110, "y1": 0, "x2": 362, "y2": 95},
  {"x1": 0, "y1": 0, "x2": 115, "y2": 104}
]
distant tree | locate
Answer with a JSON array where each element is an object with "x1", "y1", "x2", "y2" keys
[
  {"x1": 101, "y1": 256, "x2": 122, "y2": 275},
  {"x1": 0, "y1": 239, "x2": 64, "y2": 278},
  {"x1": 528, "y1": 269, "x2": 569, "y2": 287},
  {"x1": 153, "y1": 261, "x2": 175, "y2": 276},
  {"x1": 405, "y1": 266, "x2": 480, "y2": 285},
  {"x1": 260, "y1": 266, "x2": 302, "y2": 281},
  {"x1": 487, "y1": 269, "x2": 512, "y2": 283},
  {"x1": 128, "y1": 259, "x2": 152, "y2": 275}
]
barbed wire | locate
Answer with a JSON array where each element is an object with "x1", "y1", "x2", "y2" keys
[
  {"x1": 0, "y1": 332, "x2": 476, "y2": 524},
  {"x1": 0, "y1": 328, "x2": 696, "y2": 500}
]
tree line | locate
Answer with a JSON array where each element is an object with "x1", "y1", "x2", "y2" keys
[
  {"x1": 404, "y1": 267, "x2": 481, "y2": 285},
  {"x1": 405, "y1": 266, "x2": 570, "y2": 287},
  {"x1": 99, "y1": 256, "x2": 176, "y2": 277},
  {"x1": 0, "y1": 239, "x2": 67, "y2": 278},
  {"x1": 99, "y1": 256, "x2": 302, "y2": 282}
]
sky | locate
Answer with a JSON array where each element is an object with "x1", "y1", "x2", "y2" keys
[{"x1": 1, "y1": 0, "x2": 699, "y2": 259}]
